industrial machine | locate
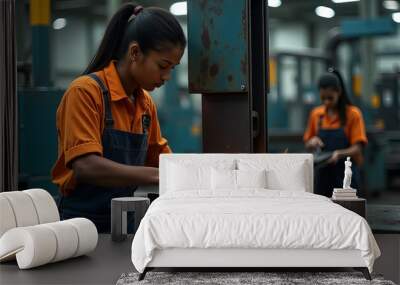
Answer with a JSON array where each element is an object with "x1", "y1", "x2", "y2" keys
[
  {"x1": 267, "y1": 17, "x2": 399, "y2": 196},
  {"x1": 157, "y1": 70, "x2": 202, "y2": 153},
  {"x1": 17, "y1": 0, "x2": 62, "y2": 196},
  {"x1": 375, "y1": 72, "x2": 400, "y2": 191},
  {"x1": 18, "y1": 88, "x2": 63, "y2": 196}
]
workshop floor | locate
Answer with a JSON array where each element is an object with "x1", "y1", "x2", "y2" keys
[{"x1": 367, "y1": 191, "x2": 400, "y2": 233}]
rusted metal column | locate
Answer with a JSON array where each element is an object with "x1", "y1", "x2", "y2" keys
[{"x1": 188, "y1": 0, "x2": 269, "y2": 153}]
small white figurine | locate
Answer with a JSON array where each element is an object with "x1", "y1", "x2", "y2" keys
[{"x1": 343, "y1": 157, "x2": 352, "y2": 189}]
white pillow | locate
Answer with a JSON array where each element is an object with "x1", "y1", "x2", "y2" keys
[
  {"x1": 167, "y1": 163, "x2": 210, "y2": 191},
  {"x1": 211, "y1": 168, "x2": 236, "y2": 190},
  {"x1": 267, "y1": 167, "x2": 306, "y2": 191},
  {"x1": 167, "y1": 160, "x2": 235, "y2": 192},
  {"x1": 237, "y1": 159, "x2": 307, "y2": 191},
  {"x1": 236, "y1": 169, "x2": 267, "y2": 189},
  {"x1": 211, "y1": 169, "x2": 267, "y2": 191}
]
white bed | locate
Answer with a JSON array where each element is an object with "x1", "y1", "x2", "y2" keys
[{"x1": 131, "y1": 154, "x2": 380, "y2": 280}]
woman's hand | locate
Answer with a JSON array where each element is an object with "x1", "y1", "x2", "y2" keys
[
  {"x1": 327, "y1": 150, "x2": 342, "y2": 164},
  {"x1": 326, "y1": 143, "x2": 363, "y2": 165},
  {"x1": 306, "y1": 136, "x2": 324, "y2": 151},
  {"x1": 146, "y1": 167, "x2": 159, "y2": 184}
]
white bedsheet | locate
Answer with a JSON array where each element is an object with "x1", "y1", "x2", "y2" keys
[{"x1": 131, "y1": 190, "x2": 380, "y2": 273}]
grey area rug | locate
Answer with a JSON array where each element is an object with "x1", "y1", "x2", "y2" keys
[{"x1": 116, "y1": 272, "x2": 396, "y2": 285}]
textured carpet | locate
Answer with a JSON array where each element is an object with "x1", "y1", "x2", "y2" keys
[{"x1": 116, "y1": 271, "x2": 396, "y2": 285}]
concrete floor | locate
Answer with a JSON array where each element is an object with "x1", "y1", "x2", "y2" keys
[
  {"x1": 367, "y1": 190, "x2": 400, "y2": 233},
  {"x1": 373, "y1": 234, "x2": 400, "y2": 284}
]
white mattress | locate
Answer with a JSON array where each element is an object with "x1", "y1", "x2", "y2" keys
[{"x1": 131, "y1": 190, "x2": 380, "y2": 273}]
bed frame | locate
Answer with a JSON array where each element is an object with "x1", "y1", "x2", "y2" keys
[
  {"x1": 138, "y1": 248, "x2": 371, "y2": 280},
  {"x1": 137, "y1": 154, "x2": 372, "y2": 281}
]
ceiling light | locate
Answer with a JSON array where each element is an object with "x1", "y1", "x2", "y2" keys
[
  {"x1": 52, "y1": 18, "x2": 67, "y2": 30},
  {"x1": 383, "y1": 0, "x2": 400, "y2": 10},
  {"x1": 331, "y1": 0, "x2": 359, "y2": 3},
  {"x1": 315, "y1": 6, "x2": 335, "y2": 18},
  {"x1": 393, "y1": 12, "x2": 400, "y2": 23},
  {"x1": 170, "y1": 1, "x2": 187, "y2": 16},
  {"x1": 268, "y1": 0, "x2": 282, "y2": 8}
]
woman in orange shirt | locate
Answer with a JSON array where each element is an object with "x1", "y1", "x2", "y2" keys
[
  {"x1": 304, "y1": 69, "x2": 368, "y2": 197},
  {"x1": 51, "y1": 4, "x2": 186, "y2": 232}
]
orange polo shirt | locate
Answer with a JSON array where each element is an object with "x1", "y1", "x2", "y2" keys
[
  {"x1": 52, "y1": 61, "x2": 171, "y2": 196},
  {"x1": 304, "y1": 105, "x2": 367, "y2": 165}
]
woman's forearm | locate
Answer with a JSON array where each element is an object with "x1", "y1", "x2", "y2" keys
[
  {"x1": 72, "y1": 154, "x2": 159, "y2": 187},
  {"x1": 336, "y1": 143, "x2": 362, "y2": 160}
]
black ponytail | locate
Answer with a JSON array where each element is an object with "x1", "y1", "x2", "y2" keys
[
  {"x1": 318, "y1": 68, "x2": 352, "y2": 126},
  {"x1": 83, "y1": 4, "x2": 186, "y2": 75}
]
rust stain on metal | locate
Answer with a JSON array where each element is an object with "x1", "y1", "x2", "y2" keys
[
  {"x1": 209, "y1": 64, "x2": 219, "y2": 77},
  {"x1": 200, "y1": 57, "x2": 209, "y2": 76},
  {"x1": 201, "y1": 24, "x2": 210, "y2": 49}
]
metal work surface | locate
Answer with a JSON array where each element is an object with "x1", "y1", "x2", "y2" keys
[
  {"x1": 0, "y1": 234, "x2": 133, "y2": 285},
  {"x1": 188, "y1": 0, "x2": 248, "y2": 93}
]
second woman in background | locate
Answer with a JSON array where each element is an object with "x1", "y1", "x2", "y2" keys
[{"x1": 304, "y1": 68, "x2": 368, "y2": 197}]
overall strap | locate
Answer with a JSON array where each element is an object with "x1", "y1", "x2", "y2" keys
[
  {"x1": 318, "y1": 114, "x2": 324, "y2": 130},
  {"x1": 88, "y1": 73, "x2": 114, "y2": 128}
]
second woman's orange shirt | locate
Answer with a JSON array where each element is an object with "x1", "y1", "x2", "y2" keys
[{"x1": 304, "y1": 105, "x2": 368, "y2": 165}]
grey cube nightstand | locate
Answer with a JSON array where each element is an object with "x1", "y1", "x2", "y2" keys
[
  {"x1": 111, "y1": 197, "x2": 150, "y2": 242},
  {"x1": 331, "y1": 198, "x2": 366, "y2": 218}
]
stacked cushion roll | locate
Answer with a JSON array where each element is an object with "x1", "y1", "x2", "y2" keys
[
  {"x1": 0, "y1": 189, "x2": 60, "y2": 236},
  {"x1": 0, "y1": 189, "x2": 98, "y2": 269}
]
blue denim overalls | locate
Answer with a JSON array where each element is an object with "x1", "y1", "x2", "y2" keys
[
  {"x1": 315, "y1": 115, "x2": 360, "y2": 197},
  {"x1": 58, "y1": 73, "x2": 149, "y2": 233}
]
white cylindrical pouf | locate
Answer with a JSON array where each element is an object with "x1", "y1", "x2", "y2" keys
[
  {"x1": 42, "y1": 221, "x2": 79, "y2": 262},
  {"x1": 1, "y1": 192, "x2": 39, "y2": 227},
  {"x1": 0, "y1": 196, "x2": 17, "y2": 237},
  {"x1": 66, "y1": 218, "x2": 98, "y2": 257},
  {"x1": 0, "y1": 226, "x2": 57, "y2": 269},
  {"x1": 24, "y1": 189, "x2": 60, "y2": 223}
]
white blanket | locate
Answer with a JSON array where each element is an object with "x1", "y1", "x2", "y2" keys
[{"x1": 131, "y1": 190, "x2": 380, "y2": 273}]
